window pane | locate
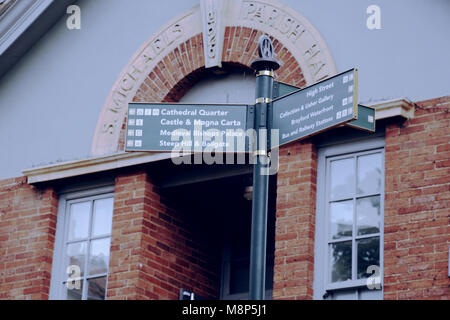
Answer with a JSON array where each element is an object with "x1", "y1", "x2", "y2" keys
[
  {"x1": 92, "y1": 198, "x2": 114, "y2": 237},
  {"x1": 357, "y1": 237, "x2": 380, "y2": 279},
  {"x1": 357, "y1": 153, "x2": 382, "y2": 195},
  {"x1": 331, "y1": 241, "x2": 352, "y2": 282},
  {"x1": 67, "y1": 242, "x2": 87, "y2": 277},
  {"x1": 87, "y1": 276, "x2": 107, "y2": 300},
  {"x1": 88, "y1": 238, "x2": 111, "y2": 275},
  {"x1": 330, "y1": 158, "x2": 355, "y2": 200},
  {"x1": 330, "y1": 200, "x2": 353, "y2": 239},
  {"x1": 68, "y1": 201, "x2": 91, "y2": 241},
  {"x1": 66, "y1": 280, "x2": 83, "y2": 300},
  {"x1": 357, "y1": 196, "x2": 380, "y2": 235}
]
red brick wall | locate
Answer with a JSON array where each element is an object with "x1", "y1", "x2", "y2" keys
[
  {"x1": 0, "y1": 177, "x2": 58, "y2": 300},
  {"x1": 107, "y1": 171, "x2": 220, "y2": 300},
  {"x1": 384, "y1": 96, "x2": 450, "y2": 299},
  {"x1": 273, "y1": 141, "x2": 318, "y2": 300}
]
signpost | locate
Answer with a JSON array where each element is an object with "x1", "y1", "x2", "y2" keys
[
  {"x1": 248, "y1": 35, "x2": 280, "y2": 301},
  {"x1": 124, "y1": 35, "x2": 376, "y2": 301}
]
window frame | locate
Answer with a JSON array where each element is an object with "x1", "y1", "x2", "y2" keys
[
  {"x1": 49, "y1": 185, "x2": 115, "y2": 300},
  {"x1": 326, "y1": 150, "x2": 383, "y2": 286},
  {"x1": 313, "y1": 136, "x2": 385, "y2": 299}
]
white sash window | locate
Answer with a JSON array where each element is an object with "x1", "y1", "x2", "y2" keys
[
  {"x1": 314, "y1": 137, "x2": 384, "y2": 300},
  {"x1": 50, "y1": 185, "x2": 114, "y2": 300}
]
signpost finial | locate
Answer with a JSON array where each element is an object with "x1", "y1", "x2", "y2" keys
[
  {"x1": 258, "y1": 35, "x2": 274, "y2": 60},
  {"x1": 251, "y1": 35, "x2": 280, "y2": 71}
]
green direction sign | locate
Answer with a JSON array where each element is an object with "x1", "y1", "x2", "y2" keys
[
  {"x1": 273, "y1": 75, "x2": 375, "y2": 134},
  {"x1": 272, "y1": 81, "x2": 301, "y2": 100},
  {"x1": 125, "y1": 103, "x2": 252, "y2": 153},
  {"x1": 347, "y1": 104, "x2": 375, "y2": 132},
  {"x1": 271, "y1": 69, "x2": 360, "y2": 147}
]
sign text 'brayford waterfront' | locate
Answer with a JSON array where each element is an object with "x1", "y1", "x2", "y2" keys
[{"x1": 125, "y1": 103, "x2": 252, "y2": 153}]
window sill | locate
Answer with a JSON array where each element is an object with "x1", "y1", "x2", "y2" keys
[{"x1": 326, "y1": 279, "x2": 382, "y2": 292}]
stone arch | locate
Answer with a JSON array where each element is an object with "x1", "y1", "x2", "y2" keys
[{"x1": 91, "y1": 0, "x2": 337, "y2": 156}]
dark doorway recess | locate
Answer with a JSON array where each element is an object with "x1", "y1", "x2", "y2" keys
[{"x1": 161, "y1": 172, "x2": 277, "y2": 300}]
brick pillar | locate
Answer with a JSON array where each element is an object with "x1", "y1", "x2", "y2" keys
[
  {"x1": 0, "y1": 177, "x2": 58, "y2": 299},
  {"x1": 273, "y1": 141, "x2": 318, "y2": 300},
  {"x1": 383, "y1": 97, "x2": 450, "y2": 300},
  {"x1": 107, "y1": 171, "x2": 219, "y2": 300}
]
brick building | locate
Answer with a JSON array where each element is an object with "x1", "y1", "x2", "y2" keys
[{"x1": 0, "y1": 0, "x2": 449, "y2": 300}]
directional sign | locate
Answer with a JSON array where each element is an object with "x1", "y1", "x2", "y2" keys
[
  {"x1": 273, "y1": 77, "x2": 375, "y2": 133},
  {"x1": 271, "y1": 69, "x2": 358, "y2": 147},
  {"x1": 346, "y1": 104, "x2": 375, "y2": 132},
  {"x1": 272, "y1": 81, "x2": 301, "y2": 100},
  {"x1": 125, "y1": 103, "x2": 252, "y2": 153}
]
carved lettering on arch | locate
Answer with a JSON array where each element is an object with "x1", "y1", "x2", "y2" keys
[
  {"x1": 207, "y1": 11, "x2": 217, "y2": 58},
  {"x1": 238, "y1": 0, "x2": 336, "y2": 84},
  {"x1": 266, "y1": 7, "x2": 280, "y2": 27},
  {"x1": 241, "y1": 1, "x2": 305, "y2": 42},
  {"x1": 166, "y1": 23, "x2": 183, "y2": 45},
  {"x1": 309, "y1": 60, "x2": 327, "y2": 81},
  {"x1": 287, "y1": 23, "x2": 306, "y2": 44},
  {"x1": 304, "y1": 44, "x2": 320, "y2": 61},
  {"x1": 201, "y1": 0, "x2": 224, "y2": 68}
]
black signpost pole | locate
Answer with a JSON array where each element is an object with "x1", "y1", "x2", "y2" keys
[{"x1": 249, "y1": 36, "x2": 280, "y2": 300}]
